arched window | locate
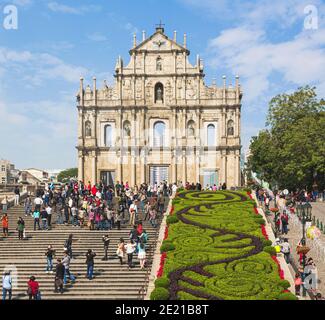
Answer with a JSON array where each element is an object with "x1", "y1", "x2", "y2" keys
[
  {"x1": 155, "y1": 82, "x2": 164, "y2": 103},
  {"x1": 227, "y1": 120, "x2": 234, "y2": 136},
  {"x1": 207, "y1": 124, "x2": 215, "y2": 146},
  {"x1": 104, "y1": 124, "x2": 112, "y2": 147},
  {"x1": 123, "y1": 120, "x2": 131, "y2": 137},
  {"x1": 156, "y1": 56, "x2": 162, "y2": 71},
  {"x1": 85, "y1": 121, "x2": 92, "y2": 137},
  {"x1": 187, "y1": 120, "x2": 195, "y2": 137},
  {"x1": 153, "y1": 121, "x2": 166, "y2": 147}
]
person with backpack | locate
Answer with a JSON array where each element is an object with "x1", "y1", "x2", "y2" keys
[
  {"x1": 40, "y1": 207, "x2": 48, "y2": 230},
  {"x1": 2, "y1": 271, "x2": 12, "y2": 300},
  {"x1": 64, "y1": 234, "x2": 73, "y2": 258},
  {"x1": 86, "y1": 249, "x2": 96, "y2": 280},
  {"x1": 27, "y1": 276, "x2": 40, "y2": 300},
  {"x1": 54, "y1": 259, "x2": 64, "y2": 294}
]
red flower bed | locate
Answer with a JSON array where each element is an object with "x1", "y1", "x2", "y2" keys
[
  {"x1": 261, "y1": 225, "x2": 269, "y2": 240},
  {"x1": 272, "y1": 255, "x2": 285, "y2": 280},
  {"x1": 157, "y1": 252, "x2": 167, "y2": 278},
  {"x1": 170, "y1": 206, "x2": 174, "y2": 215},
  {"x1": 247, "y1": 192, "x2": 253, "y2": 200},
  {"x1": 254, "y1": 207, "x2": 259, "y2": 215},
  {"x1": 163, "y1": 226, "x2": 169, "y2": 240}
]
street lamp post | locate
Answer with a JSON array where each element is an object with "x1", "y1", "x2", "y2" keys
[{"x1": 296, "y1": 202, "x2": 312, "y2": 298}]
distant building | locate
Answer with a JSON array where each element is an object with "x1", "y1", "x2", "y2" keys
[
  {"x1": 20, "y1": 168, "x2": 49, "y2": 184},
  {"x1": 0, "y1": 159, "x2": 19, "y2": 184},
  {"x1": 44, "y1": 169, "x2": 62, "y2": 183}
]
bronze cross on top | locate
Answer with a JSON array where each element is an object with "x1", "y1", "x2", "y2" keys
[{"x1": 156, "y1": 20, "x2": 165, "y2": 29}]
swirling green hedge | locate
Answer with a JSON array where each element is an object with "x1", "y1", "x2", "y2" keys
[{"x1": 152, "y1": 191, "x2": 292, "y2": 300}]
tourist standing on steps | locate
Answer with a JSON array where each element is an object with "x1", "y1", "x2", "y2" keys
[
  {"x1": 14, "y1": 186, "x2": 20, "y2": 206},
  {"x1": 40, "y1": 207, "x2": 48, "y2": 230},
  {"x1": 62, "y1": 251, "x2": 75, "y2": 285},
  {"x1": 1, "y1": 196, "x2": 8, "y2": 213},
  {"x1": 32, "y1": 208, "x2": 41, "y2": 231},
  {"x1": 2, "y1": 271, "x2": 12, "y2": 300},
  {"x1": 45, "y1": 245, "x2": 55, "y2": 273},
  {"x1": 64, "y1": 234, "x2": 73, "y2": 258},
  {"x1": 102, "y1": 235, "x2": 110, "y2": 261},
  {"x1": 46, "y1": 205, "x2": 52, "y2": 229},
  {"x1": 86, "y1": 249, "x2": 96, "y2": 280},
  {"x1": 126, "y1": 239, "x2": 136, "y2": 270},
  {"x1": 137, "y1": 242, "x2": 146, "y2": 270},
  {"x1": 24, "y1": 196, "x2": 32, "y2": 216},
  {"x1": 281, "y1": 238, "x2": 291, "y2": 264},
  {"x1": 17, "y1": 217, "x2": 25, "y2": 240},
  {"x1": 27, "y1": 276, "x2": 40, "y2": 300},
  {"x1": 54, "y1": 259, "x2": 64, "y2": 294},
  {"x1": 116, "y1": 238, "x2": 125, "y2": 265},
  {"x1": 2, "y1": 213, "x2": 9, "y2": 237},
  {"x1": 34, "y1": 195, "x2": 43, "y2": 212}
]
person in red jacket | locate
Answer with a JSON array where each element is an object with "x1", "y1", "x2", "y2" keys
[
  {"x1": 27, "y1": 276, "x2": 39, "y2": 300},
  {"x1": 91, "y1": 185, "x2": 97, "y2": 197}
]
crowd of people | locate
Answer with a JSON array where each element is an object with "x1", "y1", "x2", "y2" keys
[
  {"x1": 1, "y1": 179, "x2": 175, "y2": 300},
  {"x1": 255, "y1": 187, "x2": 324, "y2": 300}
]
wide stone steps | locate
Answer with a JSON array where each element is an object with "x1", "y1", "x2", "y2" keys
[{"x1": 0, "y1": 202, "x2": 162, "y2": 300}]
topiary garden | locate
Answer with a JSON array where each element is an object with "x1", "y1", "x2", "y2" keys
[{"x1": 150, "y1": 190, "x2": 296, "y2": 300}]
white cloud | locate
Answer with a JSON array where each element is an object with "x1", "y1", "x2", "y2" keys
[
  {"x1": 47, "y1": 2, "x2": 101, "y2": 15},
  {"x1": 0, "y1": 47, "x2": 89, "y2": 85},
  {"x1": 207, "y1": 27, "x2": 325, "y2": 105},
  {"x1": 87, "y1": 32, "x2": 108, "y2": 42}
]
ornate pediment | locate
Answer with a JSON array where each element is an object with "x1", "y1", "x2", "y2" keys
[{"x1": 130, "y1": 29, "x2": 189, "y2": 55}]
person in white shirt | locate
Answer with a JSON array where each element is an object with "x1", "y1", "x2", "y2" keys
[
  {"x1": 125, "y1": 240, "x2": 136, "y2": 269},
  {"x1": 172, "y1": 184, "x2": 178, "y2": 197},
  {"x1": 34, "y1": 197, "x2": 43, "y2": 211},
  {"x1": 2, "y1": 271, "x2": 12, "y2": 300},
  {"x1": 129, "y1": 201, "x2": 138, "y2": 226},
  {"x1": 46, "y1": 206, "x2": 52, "y2": 228}
]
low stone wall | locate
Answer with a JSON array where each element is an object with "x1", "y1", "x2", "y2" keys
[{"x1": 145, "y1": 196, "x2": 173, "y2": 300}]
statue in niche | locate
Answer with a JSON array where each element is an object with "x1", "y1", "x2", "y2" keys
[
  {"x1": 156, "y1": 57, "x2": 162, "y2": 71},
  {"x1": 85, "y1": 121, "x2": 92, "y2": 137},
  {"x1": 155, "y1": 83, "x2": 164, "y2": 102},
  {"x1": 227, "y1": 120, "x2": 234, "y2": 136},
  {"x1": 188, "y1": 122, "x2": 195, "y2": 136},
  {"x1": 124, "y1": 122, "x2": 131, "y2": 137}
]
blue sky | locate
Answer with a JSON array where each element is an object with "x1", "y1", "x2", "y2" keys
[{"x1": 0, "y1": 0, "x2": 324, "y2": 170}]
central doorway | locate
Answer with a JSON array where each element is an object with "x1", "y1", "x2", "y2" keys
[
  {"x1": 203, "y1": 170, "x2": 218, "y2": 188},
  {"x1": 149, "y1": 166, "x2": 169, "y2": 186},
  {"x1": 100, "y1": 171, "x2": 115, "y2": 187}
]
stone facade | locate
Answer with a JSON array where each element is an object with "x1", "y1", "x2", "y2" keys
[{"x1": 76, "y1": 27, "x2": 242, "y2": 187}]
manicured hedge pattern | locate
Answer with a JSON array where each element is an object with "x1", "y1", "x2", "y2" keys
[{"x1": 153, "y1": 191, "x2": 295, "y2": 300}]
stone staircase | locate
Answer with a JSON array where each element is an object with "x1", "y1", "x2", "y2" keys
[{"x1": 0, "y1": 203, "x2": 162, "y2": 300}]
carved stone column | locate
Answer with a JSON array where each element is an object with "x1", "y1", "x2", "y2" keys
[{"x1": 78, "y1": 150, "x2": 84, "y2": 182}]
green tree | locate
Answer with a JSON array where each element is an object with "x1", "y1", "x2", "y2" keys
[
  {"x1": 57, "y1": 168, "x2": 78, "y2": 183},
  {"x1": 248, "y1": 86, "x2": 325, "y2": 191}
]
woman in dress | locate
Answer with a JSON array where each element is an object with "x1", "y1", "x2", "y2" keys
[
  {"x1": 137, "y1": 242, "x2": 146, "y2": 270},
  {"x1": 116, "y1": 238, "x2": 126, "y2": 265}
]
